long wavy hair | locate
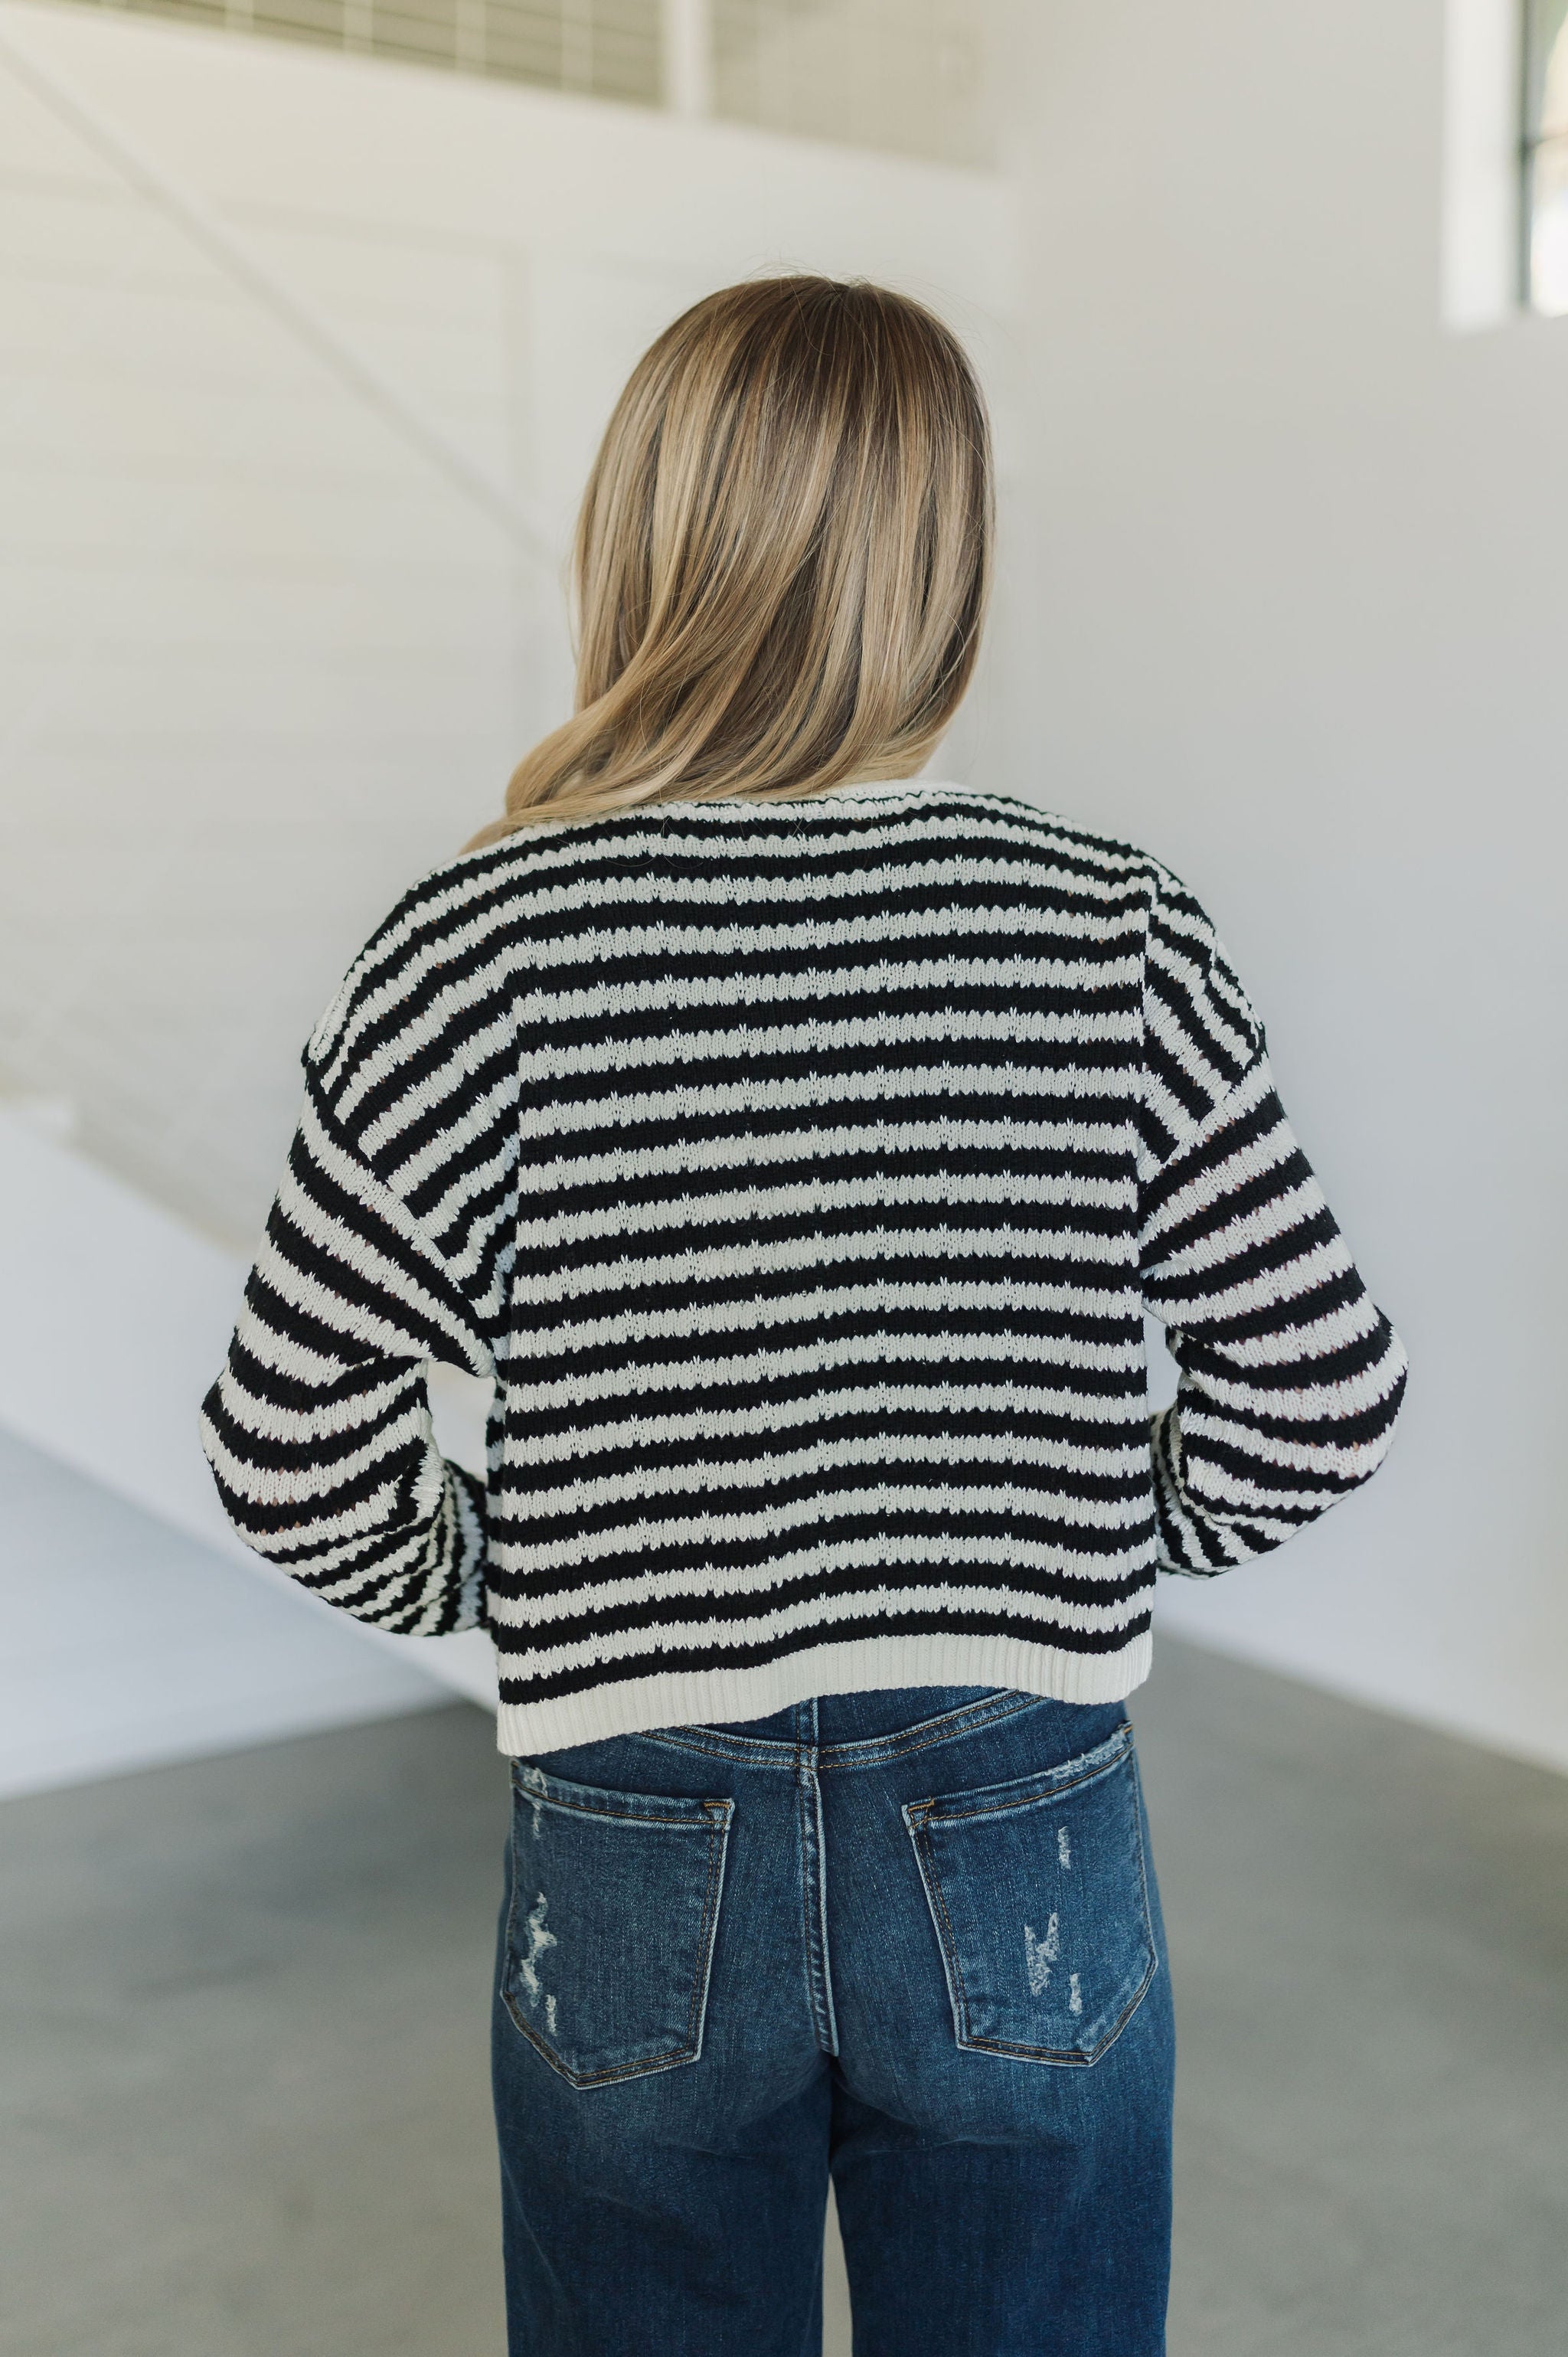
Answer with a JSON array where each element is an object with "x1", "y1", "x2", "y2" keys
[{"x1": 466, "y1": 276, "x2": 992, "y2": 845}]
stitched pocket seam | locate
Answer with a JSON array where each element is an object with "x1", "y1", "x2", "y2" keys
[
  {"x1": 903, "y1": 1734, "x2": 1157, "y2": 2069},
  {"x1": 905, "y1": 1724, "x2": 1134, "y2": 1830},
  {"x1": 510, "y1": 1768, "x2": 724, "y2": 1829},
  {"x1": 501, "y1": 1796, "x2": 732, "y2": 2089}
]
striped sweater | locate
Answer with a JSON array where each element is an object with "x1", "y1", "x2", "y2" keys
[{"x1": 201, "y1": 784, "x2": 1406, "y2": 1753}]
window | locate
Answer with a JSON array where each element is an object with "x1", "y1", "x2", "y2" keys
[
  {"x1": 1524, "y1": 0, "x2": 1568, "y2": 311},
  {"x1": 51, "y1": 0, "x2": 992, "y2": 162},
  {"x1": 62, "y1": 0, "x2": 665, "y2": 107},
  {"x1": 710, "y1": 0, "x2": 990, "y2": 168}
]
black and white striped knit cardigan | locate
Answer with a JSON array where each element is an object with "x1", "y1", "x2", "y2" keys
[{"x1": 201, "y1": 785, "x2": 1406, "y2": 1753}]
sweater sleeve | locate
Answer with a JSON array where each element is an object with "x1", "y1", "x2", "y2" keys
[
  {"x1": 1136, "y1": 872, "x2": 1407, "y2": 1576},
  {"x1": 198, "y1": 1067, "x2": 491, "y2": 1636}
]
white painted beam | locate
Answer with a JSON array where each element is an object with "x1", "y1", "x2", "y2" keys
[
  {"x1": 1442, "y1": 0, "x2": 1524, "y2": 329},
  {"x1": 662, "y1": 0, "x2": 713, "y2": 119}
]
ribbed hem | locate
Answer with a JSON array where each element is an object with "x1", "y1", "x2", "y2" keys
[{"x1": 492, "y1": 1630, "x2": 1154, "y2": 1757}]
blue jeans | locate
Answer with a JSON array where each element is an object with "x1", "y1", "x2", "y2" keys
[{"x1": 492, "y1": 1687, "x2": 1173, "y2": 2355}]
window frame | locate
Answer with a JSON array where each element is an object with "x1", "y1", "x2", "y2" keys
[{"x1": 1521, "y1": 0, "x2": 1568, "y2": 309}]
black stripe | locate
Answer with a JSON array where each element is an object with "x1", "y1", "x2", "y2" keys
[
  {"x1": 495, "y1": 1606, "x2": 1158, "y2": 1705},
  {"x1": 485, "y1": 1501, "x2": 1161, "y2": 1590}
]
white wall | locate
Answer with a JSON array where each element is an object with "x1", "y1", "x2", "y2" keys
[
  {"x1": 0, "y1": 1103, "x2": 505, "y2": 1790},
  {"x1": 0, "y1": 1426, "x2": 450, "y2": 1797},
  {"x1": 1008, "y1": 0, "x2": 1568, "y2": 1770}
]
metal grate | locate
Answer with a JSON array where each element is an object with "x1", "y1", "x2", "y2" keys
[
  {"x1": 1523, "y1": 0, "x2": 1568, "y2": 312},
  {"x1": 70, "y1": 0, "x2": 664, "y2": 105}
]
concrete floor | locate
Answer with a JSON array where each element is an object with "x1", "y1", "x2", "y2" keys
[{"x1": 2, "y1": 1640, "x2": 1566, "y2": 2356}]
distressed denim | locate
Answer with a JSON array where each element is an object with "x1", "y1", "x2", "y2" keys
[{"x1": 492, "y1": 1687, "x2": 1174, "y2": 2356}]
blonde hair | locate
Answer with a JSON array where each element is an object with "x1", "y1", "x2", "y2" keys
[{"x1": 467, "y1": 276, "x2": 992, "y2": 845}]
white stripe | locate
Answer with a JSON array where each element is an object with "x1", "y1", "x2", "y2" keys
[
  {"x1": 1145, "y1": 1244, "x2": 1367, "y2": 1339},
  {"x1": 511, "y1": 1379, "x2": 1149, "y2": 1463},
  {"x1": 489, "y1": 1479, "x2": 1154, "y2": 1578},
  {"x1": 506, "y1": 1427, "x2": 1148, "y2": 1522},
  {"x1": 201, "y1": 1398, "x2": 426, "y2": 1512},
  {"x1": 211, "y1": 1361, "x2": 411, "y2": 1446},
  {"x1": 514, "y1": 1164, "x2": 1135, "y2": 1255},
  {"x1": 506, "y1": 1276, "x2": 1144, "y2": 1358},
  {"x1": 508, "y1": 1333, "x2": 1148, "y2": 1416},
  {"x1": 492, "y1": 1573, "x2": 1152, "y2": 1679},
  {"x1": 518, "y1": 1059, "x2": 1142, "y2": 1144},
  {"x1": 1181, "y1": 1419, "x2": 1399, "y2": 1488},
  {"x1": 514, "y1": 1113, "x2": 1129, "y2": 1195},
  {"x1": 512, "y1": 1222, "x2": 1141, "y2": 1313},
  {"x1": 358, "y1": 1022, "x2": 519, "y2": 1168},
  {"x1": 519, "y1": 1002, "x2": 1139, "y2": 1090}
]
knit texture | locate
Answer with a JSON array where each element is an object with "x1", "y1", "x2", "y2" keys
[{"x1": 201, "y1": 786, "x2": 1406, "y2": 1751}]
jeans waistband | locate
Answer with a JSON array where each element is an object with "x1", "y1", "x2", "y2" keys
[{"x1": 629, "y1": 1685, "x2": 1113, "y2": 1773}]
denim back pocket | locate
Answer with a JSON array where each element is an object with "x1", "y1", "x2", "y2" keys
[
  {"x1": 501, "y1": 1760, "x2": 733, "y2": 2088},
  {"x1": 903, "y1": 1721, "x2": 1155, "y2": 2067}
]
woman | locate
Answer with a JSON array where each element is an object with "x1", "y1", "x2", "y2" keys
[{"x1": 202, "y1": 278, "x2": 1406, "y2": 2355}]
